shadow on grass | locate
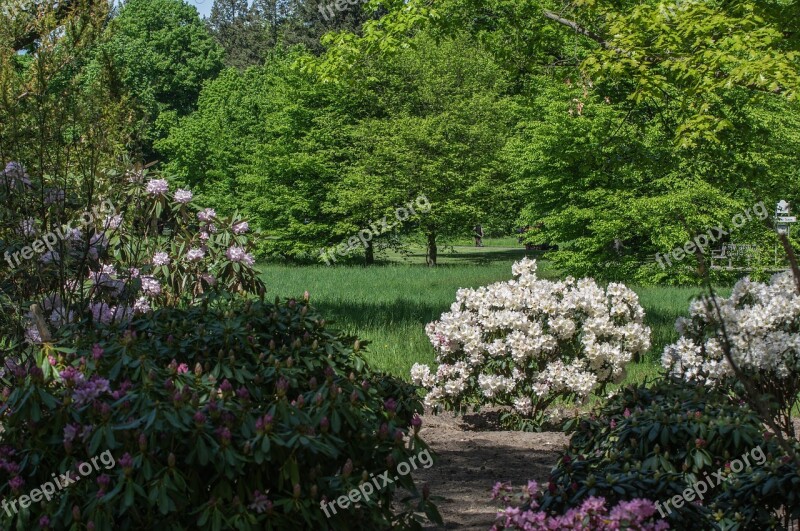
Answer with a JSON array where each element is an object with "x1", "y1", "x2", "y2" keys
[
  {"x1": 385, "y1": 248, "x2": 544, "y2": 266},
  {"x1": 310, "y1": 298, "x2": 445, "y2": 330}
]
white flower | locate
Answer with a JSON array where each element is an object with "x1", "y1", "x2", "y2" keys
[
  {"x1": 146, "y1": 179, "x2": 169, "y2": 196},
  {"x1": 664, "y1": 272, "x2": 800, "y2": 392},
  {"x1": 174, "y1": 189, "x2": 193, "y2": 204},
  {"x1": 411, "y1": 258, "x2": 650, "y2": 421},
  {"x1": 152, "y1": 252, "x2": 171, "y2": 266}
]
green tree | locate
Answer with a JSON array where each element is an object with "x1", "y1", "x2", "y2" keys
[
  {"x1": 101, "y1": 0, "x2": 224, "y2": 156},
  {"x1": 208, "y1": 0, "x2": 274, "y2": 68}
]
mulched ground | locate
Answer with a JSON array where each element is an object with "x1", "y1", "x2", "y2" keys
[{"x1": 412, "y1": 410, "x2": 569, "y2": 530}]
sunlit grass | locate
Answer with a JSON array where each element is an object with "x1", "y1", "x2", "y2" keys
[{"x1": 257, "y1": 242, "x2": 731, "y2": 388}]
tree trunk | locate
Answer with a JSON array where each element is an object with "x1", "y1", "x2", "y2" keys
[
  {"x1": 365, "y1": 240, "x2": 374, "y2": 265},
  {"x1": 426, "y1": 232, "x2": 437, "y2": 267}
]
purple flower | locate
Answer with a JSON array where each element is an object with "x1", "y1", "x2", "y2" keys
[
  {"x1": 215, "y1": 426, "x2": 231, "y2": 443},
  {"x1": 384, "y1": 398, "x2": 397, "y2": 412},
  {"x1": 232, "y1": 221, "x2": 249, "y2": 234},
  {"x1": 59, "y1": 366, "x2": 85, "y2": 386},
  {"x1": 9, "y1": 476, "x2": 24, "y2": 491},
  {"x1": 177, "y1": 363, "x2": 189, "y2": 374},
  {"x1": 38, "y1": 515, "x2": 50, "y2": 528},
  {"x1": 119, "y1": 453, "x2": 134, "y2": 469},
  {"x1": 249, "y1": 490, "x2": 272, "y2": 514},
  {"x1": 225, "y1": 246, "x2": 255, "y2": 267},
  {"x1": 186, "y1": 248, "x2": 205, "y2": 262},
  {"x1": 71, "y1": 376, "x2": 110, "y2": 407},
  {"x1": 64, "y1": 424, "x2": 80, "y2": 443},
  {"x1": 197, "y1": 208, "x2": 216, "y2": 222},
  {"x1": 3, "y1": 162, "x2": 31, "y2": 188},
  {"x1": 146, "y1": 179, "x2": 169, "y2": 196},
  {"x1": 40, "y1": 251, "x2": 60, "y2": 264},
  {"x1": 103, "y1": 214, "x2": 122, "y2": 230},
  {"x1": 92, "y1": 344, "x2": 103, "y2": 361},
  {"x1": 174, "y1": 189, "x2": 193, "y2": 204},
  {"x1": 140, "y1": 276, "x2": 161, "y2": 297},
  {"x1": 152, "y1": 252, "x2": 171, "y2": 266}
]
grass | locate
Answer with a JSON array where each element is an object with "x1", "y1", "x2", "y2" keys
[{"x1": 258, "y1": 239, "x2": 729, "y2": 387}]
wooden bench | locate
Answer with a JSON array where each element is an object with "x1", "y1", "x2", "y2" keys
[{"x1": 711, "y1": 243, "x2": 759, "y2": 269}]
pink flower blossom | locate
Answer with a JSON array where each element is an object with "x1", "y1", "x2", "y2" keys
[
  {"x1": 174, "y1": 189, "x2": 193, "y2": 203},
  {"x1": 146, "y1": 179, "x2": 169, "y2": 196}
]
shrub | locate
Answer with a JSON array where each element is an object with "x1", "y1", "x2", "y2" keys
[
  {"x1": 662, "y1": 272, "x2": 800, "y2": 439},
  {"x1": 490, "y1": 482, "x2": 669, "y2": 531},
  {"x1": 538, "y1": 378, "x2": 800, "y2": 530},
  {"x1": 410, "y1": 258, "x2": 650, "y2": 429},
  {"x1": 1, "y1": 164, "x2": 264, "y2": 348},
  {"x1": 0, "y1": 295, "x2": 440, "y2": 530}
]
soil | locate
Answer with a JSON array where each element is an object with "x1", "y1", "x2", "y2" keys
[
  {"x1": 412, "y1": 410, "x2": 569, "y2": 530},
  {"x1": 410, "y1": 416, "x2": 800, "y2": 530}
]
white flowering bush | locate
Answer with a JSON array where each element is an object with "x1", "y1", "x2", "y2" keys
[
  {"x1": 411, "y1": 258, "x2": 651, "y2": 428},
  {"x1": 662, "y1": 271, "x2": 800, "y2": 437}
]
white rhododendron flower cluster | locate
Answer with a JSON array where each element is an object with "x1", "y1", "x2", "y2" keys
[
  {"x1": 663, "y1": 272, "x2": 800, "y2": 386},
  {"x1": 411, "y1": 258, "x2": 651, "y2": 421}
]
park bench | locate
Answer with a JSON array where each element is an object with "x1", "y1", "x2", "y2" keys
[{"x1": 711, "y1": 243, "x2": 759, "y2": 269}]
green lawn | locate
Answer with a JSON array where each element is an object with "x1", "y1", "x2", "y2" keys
[{"x1": 258, "y1": 240, "x2": 726, "y2": 387}]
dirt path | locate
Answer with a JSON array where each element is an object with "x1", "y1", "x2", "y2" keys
[{"x1": 412, "y1": 410, "x2": 569, "y2": 530}]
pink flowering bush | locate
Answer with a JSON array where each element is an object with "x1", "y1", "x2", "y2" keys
[
  {"x1": 411, "y1": 258, "x2": 651, "y2": 428},
  {"x1": 490, "y1": 481, "x2": 669, "y2": 530},
  {"x1": 1, "y1": 163, "x2": 263, "y2": 352}
]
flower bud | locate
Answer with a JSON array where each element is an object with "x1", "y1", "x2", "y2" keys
[
  {"x1": 168, "y1": 453, "x2": 176, "y2": 468},
  {"x1": 342, "y1": 459, "x2": 353, "y2": 478}
]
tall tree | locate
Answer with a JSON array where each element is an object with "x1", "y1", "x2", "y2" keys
[
  {"x1": 100, "y1": 0, "x2": 224, "y2": 157},
  {"x1": 208, "y1": 0, "x2": 273, "y2": 68}
]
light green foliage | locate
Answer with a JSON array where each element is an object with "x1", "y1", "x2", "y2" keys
[{"x1": 162, "y1": 35, "x2": 520, "y2": 263}]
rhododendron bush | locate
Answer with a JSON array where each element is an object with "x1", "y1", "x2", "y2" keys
[
  {"x1": 490, "y1": 482, "x2": 669, "y2": 531},
  {"x1": 0, "y1": 296, "x2": 439, "y2": 529},
  {"x1": 662, "y1": 271, "x2": 800, "y2": 438},
  {"x1": 1, "y1": 163, "x2": 264, "y2": 353},
  {"x1": 411, "y1": 258, "x2": 651, "y2": 428}
]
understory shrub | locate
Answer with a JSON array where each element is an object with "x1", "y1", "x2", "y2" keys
[
  {"x1": 537, "y1": 378, "x2": 800, "y2": 530},
  {"x1": 662, "y1": 272, "x2": 800, "y2": 439},
  {"x1": 490, "y1": 484, "x2": 669, "y2": 530},
  {"x1": 411, "y1": 258, "x2": 651, "y2": 429},
  {"x1": 0, "y1": 295, "x2": 440, "y2": 530}
]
